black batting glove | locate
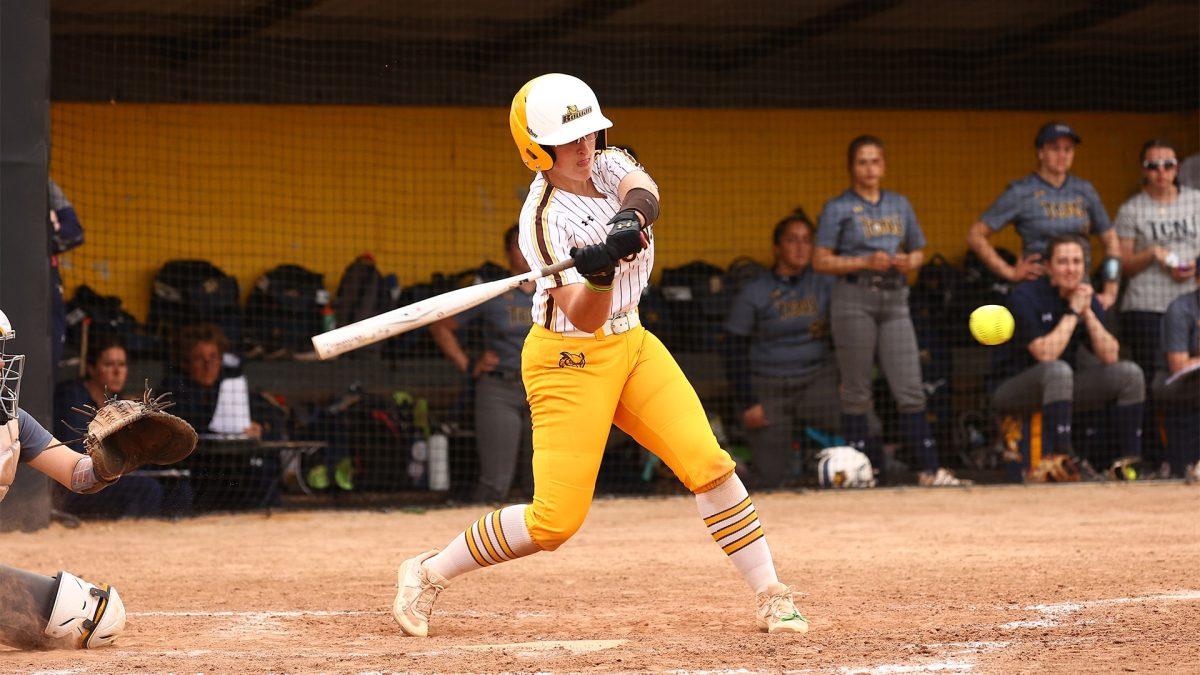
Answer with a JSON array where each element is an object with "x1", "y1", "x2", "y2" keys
[
  {"x1": 605, "y1": 209, "x2": 648, "y2": 261},
  {"x1": 570, "y1": 245, "x2": 616, "y2": 284}
]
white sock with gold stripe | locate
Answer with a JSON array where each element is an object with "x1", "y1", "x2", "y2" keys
[
  {"x1": 424, "y1": 504, "x2": 539, "y2": 580},
  {"x1": 696, "y1": 473, "x2": 779, "y2": 594}
]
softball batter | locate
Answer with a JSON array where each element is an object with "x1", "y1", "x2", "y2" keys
[
  {"x1": 393, "y1": 73, "x2": 808, "y2": 636},
  {"x1": 0, "y1": 309, "x2": 126, "y2": 650},
  {"x1": 813, "y1": 135, "x2": 968, "y2": 487}
]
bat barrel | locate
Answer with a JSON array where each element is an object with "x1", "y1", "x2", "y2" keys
[
  {"x1": 311, "y1": 312, "x2": 406, "y2": 359},
  {"x1": 311, "y1": 259, "x2": 573, "y2": 360}
]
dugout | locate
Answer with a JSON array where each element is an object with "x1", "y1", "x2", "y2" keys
[{"x1": 7, "y1": 1, "x2": 1197, "y2": 512}]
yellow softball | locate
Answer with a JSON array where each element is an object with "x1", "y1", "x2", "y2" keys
[{"x1": 969, "y1": 304, "x2": 1015, "y2": 346}]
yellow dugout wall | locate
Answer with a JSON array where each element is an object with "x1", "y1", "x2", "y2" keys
[{"x1": 52, "y1": 104, "x2": 1198, "y2": 319}]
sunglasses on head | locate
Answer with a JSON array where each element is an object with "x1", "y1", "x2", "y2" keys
[{"x1": 1142, "y1": 159, "x2": 1178, "y2": 171}]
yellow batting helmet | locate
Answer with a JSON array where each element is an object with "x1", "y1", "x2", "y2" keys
[{"x1": 509, "y1": 73, "x2": 612, "y2": 172}]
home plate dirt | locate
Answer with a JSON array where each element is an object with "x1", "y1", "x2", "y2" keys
[{"x1": 2, "y1": 482, "x2": 1198, "y2": 672}]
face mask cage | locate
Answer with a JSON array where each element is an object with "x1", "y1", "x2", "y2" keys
[{"x1": 0, "y1": 339, "x2": 23, "y2": 422}]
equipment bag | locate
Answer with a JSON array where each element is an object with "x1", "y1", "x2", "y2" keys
[
  {"x1": 65, "y1": 285, "x2": 159, "y2": 359},
  {"x1": 332, "y1": 254, "x2": 400, "y2": 357},
  {"x1": 148, "y1": 259, "x2": 242, "y2": 350},
  {"x1": 245, "y1": 264, "x2": 330, "y2": 354},
  {"x1": 656, "y1": 260, "x2": 728, "y2": 352}
]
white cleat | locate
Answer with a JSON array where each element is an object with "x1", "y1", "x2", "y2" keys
[
  {"x1": 756, "y1": 582, "x2": 809, "y2": 634},
  {"x1": 392, "y1": 550, "x2": 448, "y2": 637}
]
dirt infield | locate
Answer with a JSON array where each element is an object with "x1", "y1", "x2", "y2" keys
[{"x1": 2, "y1": 482, "x2": 1198, "y2": 673}]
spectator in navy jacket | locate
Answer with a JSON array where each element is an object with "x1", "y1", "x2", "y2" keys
[{"x1": 991, "y1": 235, "x2": 1144, "y2": 469}]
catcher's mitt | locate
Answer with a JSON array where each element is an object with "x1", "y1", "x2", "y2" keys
[
  {"x1": 1027, "y1": 454, "x2": 1081, "y2": 483},
  {"x1": 77, "y1": 389, "x2": 198, "y2": 483},
  {"x1": 1108, "y1": 456, "x2": 1141, "y2": 481}
]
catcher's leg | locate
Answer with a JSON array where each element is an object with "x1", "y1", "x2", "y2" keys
[{"x1": 0, "y1": 564, "x2": 125, "y2": 649}]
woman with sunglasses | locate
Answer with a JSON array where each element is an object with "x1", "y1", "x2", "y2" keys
[{"x1": 1116, "y1": 139, "x2": 1200, "y2": 470}]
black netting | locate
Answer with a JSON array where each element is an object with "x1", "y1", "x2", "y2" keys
[{"x1": 47, "y1": 1, "x2": 1199, "y2": 516}]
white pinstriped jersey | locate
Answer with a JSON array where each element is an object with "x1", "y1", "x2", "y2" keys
[{"x1": 518, "y1": 148, "x2": 655, "y2": 333}]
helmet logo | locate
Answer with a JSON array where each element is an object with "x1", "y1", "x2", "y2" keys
[{"x1": 562, "y1": 104, "x2": 592, "y2": 124}]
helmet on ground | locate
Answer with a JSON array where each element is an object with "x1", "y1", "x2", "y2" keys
[
  {"x1": 0, "y1": 310, "x2": 24, "y2": 422},
  {"x1": 816, "y1": 446, "x2": 875, "y2": 488},
  {"x1": 509, "y1": 73, "x2": 612, "y2": 172}
]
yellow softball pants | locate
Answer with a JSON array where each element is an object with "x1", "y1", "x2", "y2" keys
[{"x1": 520, "y1": 324, "x2": 735, "y2": 551}]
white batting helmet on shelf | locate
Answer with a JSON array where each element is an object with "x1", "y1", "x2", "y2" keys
[
  {"x1": 816, "y1": 446, "x2": 875, "y2": 488},
  {"x1": 0, "y1": 310, "x2": 24, "y2": 423},
  {"x1": 509, "y1": 73, "x2": 613, "y2": 171}
]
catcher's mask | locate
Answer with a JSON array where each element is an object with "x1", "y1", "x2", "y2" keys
[
  {"x1": 509, "y1": 73, "x2": 612, "y2": 172},
  {"x1": 0, "y1": 310, "x2": 25, "y2": 423}
]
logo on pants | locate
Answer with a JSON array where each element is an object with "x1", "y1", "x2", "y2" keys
[{"x1": 558, "y1": 351, "x2": 586, "y2": 368}]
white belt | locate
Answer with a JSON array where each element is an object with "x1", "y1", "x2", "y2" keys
[{"x1": 561, "y1": 310, "x2": 640, "y2": 338}]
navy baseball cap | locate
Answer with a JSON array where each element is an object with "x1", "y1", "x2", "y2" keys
[{"x1": 1036, "y1": 122, "x2": 1082, "y2": 147}]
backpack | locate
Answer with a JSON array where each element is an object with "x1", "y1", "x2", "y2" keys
[
  {"x1": 148, "y1": 260, "x2": 242, "y2": 350},
  {"x1": 384, "y1": 266, "x2": 482, "y2": 360},
  {"x1": 245, "y1": 264, "x2": 330, "y2": 355},
  {"x1": 340, "y1": 391, "x2": 427, "y2": 491},
  {"x1": 961, "y1": 247, "x2": 1016, "y2": 313},
  {"x1": 656, "y1": 260, "x2": 728, "y2": 352},
  {"x1": 475, "y1": 260, "x2": 508, "y2": 282},
  {"x1": 332, "y1": 254, "x2": 400, "y2": 357},
  {"x1": 65, "y1": 285, "x2": 159, "y2": 359},
  {"x1": 723, "y1": 256, "x2": 769, "y2": 299},
  {"x1": 911, "y1": 253, "x2": 969, "y2": 348}
]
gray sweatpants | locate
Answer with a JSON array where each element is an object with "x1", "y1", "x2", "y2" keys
[
  {"x1": 473, "y1": 374, "x2": 533, "y2": 503},
  {"x1": 992, "y1": 352, "x2": 1145, "y2": 412},
  {"x1": 831, "y1": 280, "x2": 926, "y2": 415},
  {"x1": 1151, "y1": 370, "x2": 1200, "y2": 407},
  {"x1": 747, "y1": 363, "x2": 842, "y2": 487}
]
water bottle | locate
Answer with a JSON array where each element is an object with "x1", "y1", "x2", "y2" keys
[
  {"x1": 427, "y1": 433, "x2": 449, "y2": 491},
  {"x1": 408, "y1": 439, "x2": 428, "y2": 488},
  {"x1": 320, "y1": 306, "x2": 336, "y2": 333}
]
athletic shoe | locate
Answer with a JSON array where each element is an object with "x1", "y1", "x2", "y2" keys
[
  {"x1": 1186, "y1": 464, "x2": 1200, "y2": 485},
  {"x1": 917, "y1": 467, "x2": 973, "y2": 487},
  {"x1": 1107, "y1": 456, "x2": 1142, "y2": 481},
  {"x1": 334, "y1": 457, "x2": 355, "y2": 491},
  {"x1": 393, "y1": 550, "x2": 448, "y2": 637},
  {"x1": 1155, "y1": 461, "x2": 1173, "y2": 481},
  {"x1": 756, "y1": 582, "x2": 809, "y2": 634},
  {"x1": 306, "y1": 465, "x2": 330, "y2": 491}
]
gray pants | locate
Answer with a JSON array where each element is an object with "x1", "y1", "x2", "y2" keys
[
  {"x1": 831, "y1": 280, "x2": 926, "y2": 414},
  {"x1": 747, "y1": 363, "x2": 843, "y2": 487},
  {"x1": 473, "y1": 374, "x2": 533, "y2": 503},
  {"x1": 993, "y1": 355, "x2": 1145, "y2": 412},
  {"x1": 1152, "y1": 370, "x2": 1200, "y2": 406}
]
